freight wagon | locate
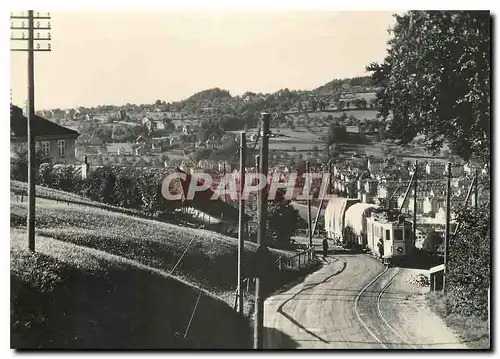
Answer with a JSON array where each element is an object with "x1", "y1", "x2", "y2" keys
[{"x1": 324, "y1": 197, "x2": 413, "y2": 265}]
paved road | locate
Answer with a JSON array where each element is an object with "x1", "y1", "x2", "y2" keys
[
  {"x1": 263, "y1": 254, "x2": 468, "y2": 349},
  {"x1": 264, "y1": 254, "x2": 386, "y2": 349}
]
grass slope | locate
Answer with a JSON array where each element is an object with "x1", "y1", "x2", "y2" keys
[
  {"x1": 426, "y1": 292, "x2": 490, "y2": 349},
  {"x1": 10, "y1": 185, "x2": 312, "y2": 348},
  {"x1": 11, "y1": 198, "x2": 291, "y2": 304},
  {"x1": 11, "y1": 231, "x2": 251, "y2": 349}
]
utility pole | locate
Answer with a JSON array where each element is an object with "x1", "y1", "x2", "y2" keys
[
  {"x1": 10, "y1": 11, "x2": 52, "y2": 252},
  {"x1": 474, "y1": 169, "x2": 479, "y2": 208},
  {"x1": 237, "y1": 133, "x2": 246, "y2": 314},
  {"x1": 328, "y1": 160, "x2": 333, "y2": 195},
  {"x1": 311, "y1": 161, "x2": 330, "y2": 237},
  {"x1": 444, "y1": 162, "x2": 452, "y2": 294},
  {"x1": 412, "y1": 160, "x2": 418, "y2": 248},
  {"x1": 254, "y1": 113, "x2": 270, "y2": 350},
  {"x1": 306, "y1": 161, "x2": 313, "y2": 247},
  {"x1": 255, "y1": 155, "x2": 260, "y2": 213}
]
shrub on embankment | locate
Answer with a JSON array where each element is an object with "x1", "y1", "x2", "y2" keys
[{"x1": 446, "y1": 204, "x2": 490, "y2": 320}]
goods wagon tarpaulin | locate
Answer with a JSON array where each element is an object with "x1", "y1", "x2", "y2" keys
[
  {"x1": 324, "y1": 197, "x2": 359, "y2": 240},
  {"x1": 344, "y1": 203, "x2": 380, "y2": 236}
]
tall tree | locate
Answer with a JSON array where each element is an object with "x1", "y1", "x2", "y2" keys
[{"x1": 367, "y1": 11, "x2": 490, "y2": 164}]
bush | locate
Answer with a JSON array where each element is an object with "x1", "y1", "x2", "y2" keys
[
  {"x1": 52, "y1": 165, "x2": 78, "y2": 193},
  {"x1": 10, "y1": 146, "x2": 51, "y2": 182},
  {"x1": 82, "y1": 166, "x2": 117, "y2": 204},
  {"x1": 37, "y1": 163, "x2": 54, "y2": 187},
  {"x1": 446, "y1": 205, "x2": 490, "y2": 319}
]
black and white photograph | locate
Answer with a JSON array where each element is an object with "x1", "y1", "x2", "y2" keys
[{"x1": 6, "y1": 2, "x2": 492, "y2": 351}]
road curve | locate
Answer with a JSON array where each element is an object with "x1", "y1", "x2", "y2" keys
[
  {"x1": 264, "y1": 254, "x2": 387, "y2": 349},
  {"x1": 264, "y1": 254, "x2": 469, "y2": 349}
]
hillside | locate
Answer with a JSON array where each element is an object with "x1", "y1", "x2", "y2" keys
[
  {"x1": 11, "y1": 187, "x2": 304, "y2": 348},
  {"x1": 39, "y1": 76, "x2": 377, "y2": 118},
  {"x1": 10, "y1": 195, "x2": 292, "y2": 301},
  {"x1": 11, "y1": 230, "x2": 251, "y2": 349}
]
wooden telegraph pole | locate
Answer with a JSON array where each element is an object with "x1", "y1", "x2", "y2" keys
[
  {"x1": 10, "y1": 11, "x2": 52, "y2": 252},
  {"x1": 474, "y1": 168, "x2": 479, "y2": 208},
  {"x1": 328, "y1": 160, "x2": 333, "y2": 195},
  {"x1": 412, "y1": 160, "x2": 418, "y2": 247},
  {"x1": 254, "y1": 113, "x2": 270, "y2": 349},
  {"x1": 237, "y1": 133, "x2": 246, "y2": 314},
  {"x1": 443, "y1": 162, "x2": 452, "y2": 294},
  {"x1": 306, "y1": 161, "x2": 313, "y2": 247}
]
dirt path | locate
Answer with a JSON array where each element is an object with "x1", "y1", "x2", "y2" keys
[{"x1": 263, "y1": 254, "x2": 469, "y2": 349}]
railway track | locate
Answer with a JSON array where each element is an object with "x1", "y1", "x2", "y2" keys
[{"x1": 355, "y1": 262, "x2": 417, "y2": 349}]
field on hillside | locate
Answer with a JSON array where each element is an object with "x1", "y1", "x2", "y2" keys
[
  {"x1": 285, "y1": 109, "x2": 379, "y2": 122},
  {"x1": 10, "y1": 198, "x2": 291, "y2": 299},
  {"x1": 11, "y1": 229, "x2": 251, "y2": 349},
  {"x1": 232, "y1": 127, "x2": 325, "y2": 152}
]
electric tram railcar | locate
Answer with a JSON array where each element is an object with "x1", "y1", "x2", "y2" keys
[
  {"x1": 365, "y1": 209, "x2": 413, "y2": 265},
  {"x1": 324, "y1": 198, "x2": 413, "y2": 265}
]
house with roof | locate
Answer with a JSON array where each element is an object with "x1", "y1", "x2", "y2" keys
[
  {"x1": 141, "y1": 116, "x2": 164, "y2": 133},
  {"x1": 11, "y1": 104, "x2": 80, "y2": 164},
  {"x1": 106, "y1": 142, "x2": 134, "y2": 156},
  {"x1": 407, "y1": 197, "x2": 425, "y2": 214},
  {"x1": 425, "y1": 162, "x2": 446, "y2": 176},
  {"x1": 423, "y1": 196, "x2": 445, "y2": 215}
]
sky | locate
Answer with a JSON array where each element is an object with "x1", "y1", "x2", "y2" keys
[{"x1": 10, "y1": 10, "x2": 396, "y2": 110}]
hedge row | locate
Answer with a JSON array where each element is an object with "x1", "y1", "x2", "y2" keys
[{"x1": 34, "y1": 163, "x2": 178, "y2": 217}]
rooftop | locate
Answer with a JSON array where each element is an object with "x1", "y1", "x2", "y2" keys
[{"x1": 10, "y1": 105, "x2": 80, "y2": 139}]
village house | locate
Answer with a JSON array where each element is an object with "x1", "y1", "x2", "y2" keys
[
  {"x1": 364, "y1": 180, "x2": 378, "y2": 197},
  {"x1": 423, "y1": 194, "x2": 446, "y2": 215},
  {"x1": 197, "y1": 160, "x2": 217, "y2": 170},
  {"x1": 169, "y1": 136, "x2": 182, "y2": 146},
  {"x1": 377, "y1": 181, "x2": 400, "y2": 199},
  {"x1": 140, "y1": 117, "x2": 165, "y2": 133},
  {"x1": 182, "y1": 124, "x2": 192, "y2": 135},
  {"x1": 11, "y1": 104, "x2": 80, "y2": 164},
  {"x1": 397, "y1": 194, "x2": 410, "y2": 212},
  {"x1": 451, "y1": 163, "x2": 465, "y2": 177},
  {"x1": 407, "y1": 197, "x2": 425, "y2": 214},
  {"x1": 425, "y1": 162, "x2": 446, "y2": 176},
  {"x1": 106, "y1": 143, "x2": 134, "y2": 156},
  {"x1": 218, "y1": 161, "x2": 232, "y2": 173}
]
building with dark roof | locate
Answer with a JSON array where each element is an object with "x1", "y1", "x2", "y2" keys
[{"x1": 11, "y1": 104, "x2": 80, "y2": 164}]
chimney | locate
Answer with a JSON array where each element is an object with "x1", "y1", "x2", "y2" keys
[{"x1": 81, "y1": 156, "x2": 90, "y2": 179}]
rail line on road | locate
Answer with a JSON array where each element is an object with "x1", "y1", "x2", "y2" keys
[
  {"x1": 355, "y1": 262, "x2": 416, "y2": 349},
  {"x1": 354, "y1": 264, "x2": 389, "y2": 349},
  {"x1": 376, "y1": 268, "x2": 417, "y2": 349}
]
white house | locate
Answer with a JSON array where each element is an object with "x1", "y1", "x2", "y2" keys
[
  {"x1": 397, "y1": 194, "x2": 410, "y2": 212},
  {"x1": 425, "y1": 162, "x2": 446, "y2": 176},
  {"x1": 451, "y1": 164, "x2": 465, "y2": 176},
  {"x1": 423, "y1": 196, "x2": 445, "y2": 215},
  {"x1": 407, "y1": 197, "x2": 425, "y2": 214},
  {"x1": 368, "y1": 159, "x2": 385, "y2": 174},
  {"x1": 218, "y1": 161, "x2": 232, "y2": 173}
]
